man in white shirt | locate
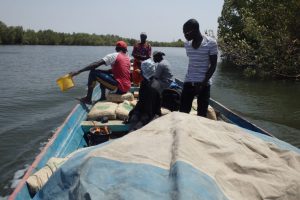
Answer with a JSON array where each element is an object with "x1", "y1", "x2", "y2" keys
[
  {"x1": 179, "y1": 19, "x2": 218, "y2": 117},
  {"x1": 153, "y1": 51, "x2": 173, "y2": 94},
  {"x1": 70, "y1": 41, "x2": 131, "y2": 104}
]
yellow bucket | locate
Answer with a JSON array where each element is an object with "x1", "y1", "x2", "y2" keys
[{"x1": 56, "y1": 74, "x2": 75, "y2": 92}]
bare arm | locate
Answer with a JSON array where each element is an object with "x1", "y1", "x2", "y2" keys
[
  {"x1": 70, "y1": 59, "x2": 106, "y2": 77},
  {"x1": 132, "y1": 53, "x2": 149, "y2": 61},
  {"x1": 131, "y1": 45, "x2": 139, "y2": 58},
  {"x1": 203, "y1": 55, "x2": 217, "y2": 84}
]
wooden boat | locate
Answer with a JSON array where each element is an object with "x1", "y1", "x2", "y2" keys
[{"x1": 8, "y1": 80, "x2": 296, "y2": 200}]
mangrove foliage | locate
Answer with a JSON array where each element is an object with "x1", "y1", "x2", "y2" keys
[
  {"x1": 218, "y1": 0, "x2": 300, "y2": 79},
  {"x1": 0, "y1": 21, "x2": 183, "y2": 47}
]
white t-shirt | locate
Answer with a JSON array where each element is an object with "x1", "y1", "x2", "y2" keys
[
  {"x1": 184, "y1": 35, "x2": 218, "y2": 84},
  {"x1": 102, "y1": 52, "x2": 119, "y2": 66}
]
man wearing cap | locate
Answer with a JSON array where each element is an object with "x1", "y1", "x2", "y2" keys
[
  {"x1": 70, "y1": 41, "x2": 131, "y2": 104},
  {"x1": 131, "y1": 32, "x2": 152, "y2": 85},
  {"x1": 180, "y1": 19, "x2": 218, "y2": 117},
  {"x1": 153, "y1": 51, "x2": 173, "y2": 94}
]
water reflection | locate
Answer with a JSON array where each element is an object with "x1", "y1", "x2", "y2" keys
[{"x1": 212, "y1": 62, "x2": 300, "y2": 146}]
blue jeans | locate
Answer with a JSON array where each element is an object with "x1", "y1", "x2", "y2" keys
[{"x1": 88, "y1": 70, "x2": 124, "y2": 95}]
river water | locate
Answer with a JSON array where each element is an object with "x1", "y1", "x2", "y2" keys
[{"x1": 0, "y1": 45, "x2": 299, "y2": 197}]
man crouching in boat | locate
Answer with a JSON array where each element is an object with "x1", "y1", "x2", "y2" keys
[
  {"x1": 70, "y1": 41, "x2": 131, "y2": 104},
  {"x1": 127, "y1": 61, "x2": 161, "y2": 131},
  {"x1": 152, "y1": 50, "x2": 173, "y2": 94}
]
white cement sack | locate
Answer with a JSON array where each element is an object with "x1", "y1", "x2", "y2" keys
[
  {"x1": 116, "y1": 101, "x2": 133, "y2": 120},
  {"x1": 130, "y1": 99, "x2": 138, "y2": 107},
  {"x1": 161, "y1": 107, "x2": 171, "y2": 115},
  {"x1": 87, "y1": 102, "x2": 118, "y2": 120},
  {"x1": 106, "y1": 92, "x2": 134, "y2": 103},
  {"x1": 191, "y1": 99, "x2": 217, "y2": 120},
  {"x1": 26, "y1": 157, "x2": 67, "y2": 195}
]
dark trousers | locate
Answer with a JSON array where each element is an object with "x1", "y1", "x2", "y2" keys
[{"x1": 179, "y1": 82, "x2": 210, "y2": 117}]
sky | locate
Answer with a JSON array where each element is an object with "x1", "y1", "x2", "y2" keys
[{"x1": 0, "y1": 0, "x2": 224, "y2": 42}]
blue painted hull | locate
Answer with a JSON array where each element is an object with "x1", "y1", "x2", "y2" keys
[
  {"x1": 8, "y1": 84, "x2": 284, "y2": 199},
  {"x1": 9, "y1": 88, "x2": 100, "y2": 200}
]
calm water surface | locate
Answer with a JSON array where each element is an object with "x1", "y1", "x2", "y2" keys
[{"x1": 0, "y1": 46, "x2": 299, "y2": 197}]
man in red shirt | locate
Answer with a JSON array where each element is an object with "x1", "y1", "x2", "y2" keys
[
  {"x1": 70, "y1": 41, "x2": 131, "y2": 104},
  {"x1": 131, "y1": 32, "x2": 152, "y2": 85}
]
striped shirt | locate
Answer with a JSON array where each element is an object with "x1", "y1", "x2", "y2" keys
[{"x1": 184, "y1": 35, "x2": 218, "y2": 84}]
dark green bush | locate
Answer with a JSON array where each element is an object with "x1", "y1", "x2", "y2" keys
[{"x1": 218, "y1": 0, "x2": 300, "y2": 78}]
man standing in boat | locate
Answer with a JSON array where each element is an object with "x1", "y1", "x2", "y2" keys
[
  {"x1": 131, "y1": 32, "x2": 152, "y2": 86},
  {"x1": 69, "y1": 41, "x2": 131, "y2": 104},
  {"x1": 180, "y1": 19, "x2": 218, "y2": 117}
]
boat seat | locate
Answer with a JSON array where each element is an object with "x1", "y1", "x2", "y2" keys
[{"x1": 81, "y1": 120, "x2": 130, "y2": 133}]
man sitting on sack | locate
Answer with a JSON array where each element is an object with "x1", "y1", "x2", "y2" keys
[{"x1": 70, "y1": 41, "x2": 131, "y2": 104}]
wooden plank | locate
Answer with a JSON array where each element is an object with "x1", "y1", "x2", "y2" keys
[{"x1": 81, "y1": 120, "x2": 130, "y2": 132}]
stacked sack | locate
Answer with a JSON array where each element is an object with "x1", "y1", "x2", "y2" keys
[
  {"x1": 87, "y1": 92, "x2": 135, "y2": 121},
  {"x1": 190, "y1": 99, "x2": 217, "y2": 120},
  {"x1": 87, "y1": 91, "x2": 173, "y2": 121}
]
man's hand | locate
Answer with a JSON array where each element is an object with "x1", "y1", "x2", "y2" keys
[
  {"x1": 133, "y1": 54, "x2": 141, "y2": 60},
  {"x1": 134, "y1": 69, "x2": 141, "y2": 74},
  {"x1": 195, "y1": 82, "x2": 208, "y2": 94},
  {"x1": 69, "y1": 71, "x2": 80, "y2": 77},
  {"x1": 200, "y1": 81, "x2": 208, "y2": 86}
]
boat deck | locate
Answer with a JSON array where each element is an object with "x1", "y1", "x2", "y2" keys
[
  {"x1": 81, "y1": 120, "x2": 129, "y2": 133},
  {"x1": 9, "y1": 82, "x2": 274, "y2": 200}
]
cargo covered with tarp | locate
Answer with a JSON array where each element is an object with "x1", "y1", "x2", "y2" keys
[{"x1": 35, "y1": 112, "x2": 300, "y2": 200}]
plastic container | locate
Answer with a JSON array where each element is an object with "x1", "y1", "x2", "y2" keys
[
  {"x1": 56, "y1": 74, "x2": 74, "y2": 92},
  {"x1": 87, "y1": 127, "x2": 110, "y2": 145}
]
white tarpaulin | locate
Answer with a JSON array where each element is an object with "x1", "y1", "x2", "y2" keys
[{"x1": 36, "y1": 112, "x2": 300, "y2": 200}]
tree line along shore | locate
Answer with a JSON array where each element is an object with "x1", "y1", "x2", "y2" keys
[
  {"x1": 0, "y1": 21, "x2": 183, "y2": 47},
  {"x1": 1, "y1": 0, "x2": 299, "y2": 80}
]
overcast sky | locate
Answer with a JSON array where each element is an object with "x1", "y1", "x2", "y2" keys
[{"x1": 0, "y1": 0, "x2": 224, "y2": 42}]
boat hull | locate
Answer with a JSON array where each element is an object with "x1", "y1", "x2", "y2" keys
[{"x1": 9, "y1": 82, "x2": 282, "y2": 199}]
